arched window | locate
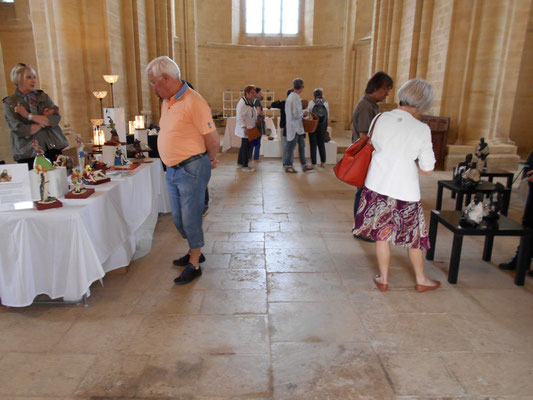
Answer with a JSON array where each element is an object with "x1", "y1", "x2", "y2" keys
[{"x1": 245, "y1": 0, "x2": 299, "y2": 36}]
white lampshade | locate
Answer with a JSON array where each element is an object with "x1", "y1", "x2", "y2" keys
[
  {"x1": 92, "y1": 91, "x2": 107, "y2": 99},
  {"x1": 103, "y1": 75, "x2": 119, "y2": 84}
]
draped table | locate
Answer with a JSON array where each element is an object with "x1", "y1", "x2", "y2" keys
[{"x1": 0, "y1": 159, "x2": 170, "y2": 307}]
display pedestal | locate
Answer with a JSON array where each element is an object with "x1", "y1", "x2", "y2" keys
[
  {"x1": 65, "y1": 188, "x2": 95, "y2": 199},
  {"x1": 103, "y1": 107, "x2": 127, "y2": 143},
  {"x1": 29, "y1": 167, "x2": 68, "y2": 200},
  {"x1": 34, "y1": 199, "x2": 63, "y2": 210}
]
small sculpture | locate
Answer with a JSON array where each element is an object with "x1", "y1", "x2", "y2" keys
[
  {"x1": 484, "y1": 182, "x2": 505, "y2": 220},
  {"x1": 76, "y1": 136, "x2": 86, "y2": 170},
  {"x1": 31, "y1": 140, "x2": 53, "y2": 171},
  {"x1": 453, "y1": 154, "x2": 473, "y2": 184},
  {"x1": 0, "y1": 169, "x2": 12, "y2": 182},
  {"x1": 83, "y1": 164, "x2": 110, "y2": 185},
  {"x1": 53, "y1": 154, "x2": 74, "y2": 175},
  {"x1": 133, "y1": 139, "x2": 145, "y2": 159},
  {"x1": 460, "y1": 192, "x2": 484, "y2": 227},
  {"x1": 474, "y1": 137, "x2": 490, "y2": 172},
  {"x1": 65, "y1": 168, "x2": 95, "y2": 198},
  {"x1": 33, "y1": 164, "x2": 62, "y2": 210},
  {"x1": 114, "y1": 146, "x2": 127, "y2": 166},
  {"x1": 460, "y1": 161, "x2": 481, "y2": 190}
]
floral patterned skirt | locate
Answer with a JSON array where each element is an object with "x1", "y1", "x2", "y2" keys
[{"x1": 353, "y1": 188, "x2": 430, "y2": 250}]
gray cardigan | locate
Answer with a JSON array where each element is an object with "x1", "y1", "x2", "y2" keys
[{"x1": 3, "y1": 90, "x2": 68, "y2": 161}]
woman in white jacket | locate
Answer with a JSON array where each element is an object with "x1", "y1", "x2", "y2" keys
[
  {"x1": 353, "y1": 78, "x2": 440, "y2": 293},
  {"x1": 235, "y1": 85, "x2": 257, "y2": 171}
]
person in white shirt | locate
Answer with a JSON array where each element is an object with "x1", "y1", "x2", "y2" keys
[
  {"x1": 352, "y1": 78, "x2": 440, "y2": 293},
  {"x1": 284, "y1": 78, "x2": 313, "y2": 173},
  {"x1": 235, "y1": 85, "x2": 257, "y2": 171}
]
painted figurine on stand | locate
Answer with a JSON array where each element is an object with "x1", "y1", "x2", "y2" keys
[
  {"x1": 34, "y1": 164, "x2": 62, "y2": 210},
  {"x1": 453, "y1": 153, "x2": 473, "y2": 184},
  {"x1": 484, "y1": 182, "x2": 505, "y2": 221},
  {"x1": 83, "y1": 164, "x2": 110, "y2": 185},
  {"x1": 460, "y1": 192, "x2": 484, "y2": 227},
  {"x1": 113, "y1": 146, "x2": 127, "y2": 166},
  {"x1": 76, "y1": 136, "x2": 86, "y2": 171},
  {"x1": 31, "y1": 140, "x2": 53, "y2": 171},
  {"x1": 133, "y1": 139, "x2": 145, "y2": 159},
  {"x1": 474, "y1": 137, "x2": 490, "y2": 171},
  {"x1": 460, "y1": 161, "x2": 481, "y2": 190},
  {"x1": 66, "y1": 168, "x2": 95, "y2": 198},
  {"x1": 53, "y1": 154, "x2": 73, "y2": 175}
]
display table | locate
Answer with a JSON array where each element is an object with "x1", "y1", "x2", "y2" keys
[
  {"x1": 435, "y1": 180, "x2": 511, "y2": 215},
  {"x1": 480, "y1": 168, "x2": 514, "y2": 188},
  {"x1": 222, "y1": 117, "x2": 278, "y2": 152},
  {"x1": 0, "y1": 159, "x2": 170, "y2": 307},
  {"x1": 426, "y1": 210, "x2": 531, "y2": 286}
]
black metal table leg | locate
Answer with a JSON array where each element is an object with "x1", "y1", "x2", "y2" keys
[
  {"x1": 455, "y1": 192, "x2": 464, "y2": 211},
  {"x1": 436, "y1": 183, "x2": 443, "y2": 210},
  {"x1": 448, "y1": 234, "x2": 464, "y2": 284},
  {"x1": 426, "y1": 212, "x2": 438, "y2": 261},
  {"x1": 506, "y1": 176, "x2": 513, "y2": 189},
  {"x1": 482, "y1": 235, "x2": 494, "y2": 261},
  {"x1": 502, "y1": 191, "x2": 511, "y2": 216},
  {"x1": 515, "y1": 233, "x2": 531, "y2": 286},
  {"x1": 465, "y1": 193, "x2": 472, "y2": 207}
]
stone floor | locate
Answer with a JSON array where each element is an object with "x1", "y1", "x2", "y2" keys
[{"x1": 1, "y1": 153, "x2": 533, "y2": 399}]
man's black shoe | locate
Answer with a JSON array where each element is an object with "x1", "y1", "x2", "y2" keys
[
  {"x1": 173, "y1": 253, "x2": 206, "y2": 267},
  {"x1": 353, "y1": 234, "x2": 376, "y2": 243},
  {"x1": 499, "y1": 255, "x2": 517, "y2": 270},
  {"x1": 174, "y1": 263, "x2": 202, "y2": 285}
]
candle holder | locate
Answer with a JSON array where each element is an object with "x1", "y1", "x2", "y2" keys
[
  {"x1": 103, "y1": 75, "x2": 119, "y2": 108},
  {"x1": 92, "y1": 91, "x2": 107, "y2": 118}
]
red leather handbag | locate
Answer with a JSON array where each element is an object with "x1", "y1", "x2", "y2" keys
[{"x1": 334, "y1": 113, "x2": 382, "y2": 187}]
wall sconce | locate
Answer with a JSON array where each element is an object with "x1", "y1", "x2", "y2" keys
[
  {"x1": 102, "y1": 75, "x2": 119, "y2": 108},
  {"x1": 92, "y1": 91, "x2": 107, "y2": 118}
]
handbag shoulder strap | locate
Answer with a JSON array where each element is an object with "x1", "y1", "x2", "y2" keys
[{"x1": 367, "y1": 113, "x2": 383, "y2": 142}]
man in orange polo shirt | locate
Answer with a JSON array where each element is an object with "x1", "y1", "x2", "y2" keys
[{"x1": 146, "y1": 56, "x2": 219, "y2": 285}]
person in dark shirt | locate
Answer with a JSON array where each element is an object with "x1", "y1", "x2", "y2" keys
[
  {"x1": 499, "y1": 150, "x2": 533, "y2": 275},
  {"x1": 352, "y1": 72, "x2": 393, "y2": 242},
  {"x1": 271, "y1": 89, "x2": 293, "y2": 168}
]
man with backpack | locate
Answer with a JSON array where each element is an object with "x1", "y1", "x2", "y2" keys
[{"x1": 307, "y1": 88, "x2": 329, "y2": 167}]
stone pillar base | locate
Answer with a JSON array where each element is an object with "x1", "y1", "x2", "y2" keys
[{"x1": 445, "y1": 144, "x2": 520, "y2": 171}]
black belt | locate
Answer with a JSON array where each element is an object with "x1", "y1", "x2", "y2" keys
[{"x1": 170, "y1": 152, "x2": 207, "y2": 170}]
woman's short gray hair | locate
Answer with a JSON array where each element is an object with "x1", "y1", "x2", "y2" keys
[
  {"x1": 145, "y1": 56, "x2": 180, "y2": 80},
  {"x1": 10, "y1": 63, "x2": 37, "y2": 86},
  {"x1": 397, "y1": 78, "x2": 434, "y2": 113}
]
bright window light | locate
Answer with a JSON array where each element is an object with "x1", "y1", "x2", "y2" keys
[{"x1": 245, "y1": 0, "x2": 299, "y2": 36}]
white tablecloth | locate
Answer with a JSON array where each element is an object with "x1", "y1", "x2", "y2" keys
[
  {"x1": 0, "y1": 159, "x2": 170, "y2": 307},
  {"x1": 222, "y1": 117, "x2": 278, "y2": 152}
]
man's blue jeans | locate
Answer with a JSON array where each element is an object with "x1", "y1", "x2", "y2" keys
[
  {"x1": 166, "y1": 154, "x2": 211, "y2": 249},
  {"x1": 284, "y1": 133, "x2": 307, "y2": 167}
]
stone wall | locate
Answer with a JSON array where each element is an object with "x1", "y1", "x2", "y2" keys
[{"x1": 0, "y1": 0, "x2": 532, "y2": 164}]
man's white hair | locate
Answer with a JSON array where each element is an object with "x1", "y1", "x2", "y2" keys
[{"x1": 145, "y1": 56, "x2": 180, "y2": 80}]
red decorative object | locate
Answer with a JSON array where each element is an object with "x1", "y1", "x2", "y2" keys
[
  {"x1": 65, "y1": 188, "x2": 95, "y2": 199},
  {"x1": 34, "y1": 199, "x2": 63, "y2": 210},
  {"x1": 110, "y1": 163, "x2": 141, "y2": 171}
]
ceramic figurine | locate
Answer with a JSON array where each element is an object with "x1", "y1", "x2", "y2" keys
[
  {"x1": 133, "y1": 139, "x2": 145, "y2": 159},
  {"x1": 461, "y1": 161, "x2": 481, "y2": 190},
  {"x1": 83, "y1": 164, "x2": 110, "y2": 185},
  {"x1": 53, "y1": 154, "x2": 74, "y2": 175},
  {"x1": 76, "y1": 136, "x2": 86, "y2": 170},
  {"x1": 31, "y1": 140, "x2": 53, "y2": 171},
  {"x1": 484, "y1": 182, "x2": 505, "y2": 220},
  {"x1": 474, "y1": 137, "x2": 490, "y2": 172},
  {"x1": 33, "y1": 164, "x2": 62, "y2": 209},
  {"x1": 114, "y1": 146, "x2": 127, "y2": 166},
  {"x1": 0, "y1": 169, "x2": 12, "y2": 182},
  {"x1": 453, "y1": 154, "x2": 473, "y2": 184},
  {"x1": 460, "y1": 192, "x2": 484, "y2": 227}
]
